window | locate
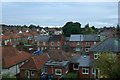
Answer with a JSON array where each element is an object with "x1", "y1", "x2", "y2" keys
[
  {"x1": 43, "y1": 41, "x2": 46, "y2": 46},
  {"x1": 94, "y1": 42, "x2": 96, "y2": 45},
  {"x1": 71, "y1": 42, "x2": 73, "y2": 46},
  {"x1": 38, "y1": 47, "x2": 40, "y2": 51},
  {"x1": 41, "y1": 47, "x2": 43, "y2": 51},
  {"x1": 58, "y1": 41, "x2": 60, "y2": 46},
  {"x1": 31, "y1": 71, "x2": 35, "y2": 76},
  {"x1": 37, "y1": 41, "x2": 39, "y2": 45},
  {"x1": 86, "y1": 42, "x2": 90, "y2": 46},
  {"x1": 66, "y1": 65, "x2": 68, "y2": 73},
  {"x1": 76, "y1": 48, "x2": 80, "y2": 51},
  {"x1": 82, "y1": 68, "x2": 89, "y2": 74},
  {"x1": 94, "y1": 52, "x2": 99, "y2": 59},
  {"x1": 41, "y1": 67, "x2": 47, "y2": 74},
  {"x1": 25, "y1": 70, "x2": 30, "y2": 78},
  {"x1": 77, "y1": 42, "x2": 79, "y2": 46},
  {"x1": 51, "y1": 42, "x2": 54, "y2": 46},
  {"x1": 85, "y1": 48, "x2": 90, "y2": 52},
  {"x1": 73, "y1": 64, "x2": 79, "y2": 70},
  {"x1": 55, "y1": 69, "x2": 62, "y2": 75},
  {"x1": 92, "y1": 68, "x2": 95, "y2": 74},
  {"x1": 45, "y1": 47, "x2": 47, "y2": 49}
]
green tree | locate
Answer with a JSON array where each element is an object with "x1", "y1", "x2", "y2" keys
[
  {"x1": 88, "y1": 27, "x2": 94, "y2": 34},
  {"x1": 29, "y1": 24, "x2": 36, "y2": 29},
  {"x1": 62, "y1": 22, "x2": 81, "y2": 37},
  {"x1": 116, "y1": 24, "x2": 120, "y2": 31},
  {"x1": 93, "y1": 52, "x2": 120, "y2": 78},
  {"x1": 67, "y1": 72, "x2": 77, "y2": 79},
  {"x1": 85, "y1": 24, "x2": 89, "y2": 29}
]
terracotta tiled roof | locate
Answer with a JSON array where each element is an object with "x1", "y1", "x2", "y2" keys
[
  {"x1": 47, "y1": 49, "x2": 72, "y2": 61},
  {"x1": 2, "y1": 46, "x2": 32, "y2": 68},
  {"x1": 48, "y1": 28, "x2": 56, "y2": 32},
  {"x1": 20, "y1": 53, "x2": 50, "y2": 70},
  {"x1": 2, "y1": 35, "x2": 8, "y2": 40},
  {"x1": 7, "y1": 33, "x2": 20, "y2": 39}
]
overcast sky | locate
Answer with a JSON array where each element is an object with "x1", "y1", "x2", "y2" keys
[{"x1": 2, "y1": 2, "x2": 118, "y2": 28}]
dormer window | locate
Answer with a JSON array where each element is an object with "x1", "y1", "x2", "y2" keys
[
  {"x1": 26, "y1": 30, "x2": 29, "y2": 33},
  {"x1": 19, "y1": 31, "x2": 22, "y2": 33}
]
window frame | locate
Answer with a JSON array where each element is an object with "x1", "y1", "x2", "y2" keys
[
  {"x1": 85, "y1": 48, "x2": 90, "y2": 52},
  {"x1": 94, "y1": 42, "x2": 96, "y2": 45},
  {"x1": 77, "y1": 42, "x2": 79, "y2": 46},
  {"x1": 94, "y1": 52, "x2": 99, "y2": 59},
  {"x1": 55, "y1": 69, "x2": 62, "y2": 75},
  {"x1": 43, "y1": 41, "x2": 46, "y2": 46},
  {"x1": 41, "y1": 67, "x2": 47, "y2": 74},
  {"x1": 75, "y1": 48, "x2": 80, "y2": 51},
  {"x1": 31, "y1": 71, "x2": 35, "y2": 76},
  {"x1": 92, "y1": 68, "x2": 95, "y2": 74},
  {"x1": 86, "y1": 42, "x2": 90, "y2": 46},
  {"x1": 73, "y1": 64, "x2": 79, "y2": 70},
  {"x1": 82, "y1": 68, "x2": 89, "y2": 74},
  {"x1": 58, "y1": 41, "x2": 60, "y2": 46},
  {"x1": 51, "y1": 41, "x2": 54, "y2": 46}
]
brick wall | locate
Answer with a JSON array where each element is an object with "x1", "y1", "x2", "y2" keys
[{"x1": 79, "y1": 67, "x2": 94, "y2": 78}]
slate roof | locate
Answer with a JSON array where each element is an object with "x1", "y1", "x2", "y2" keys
[
  {"x1": 45, "y1": 60, "x2": 69, "y2": 67},
  {"x1": 49, "y1": 35, "x2": 62, "y2": 41},
  {"x1": 69, "y1": 34, "x2": 98, "y2": 41},
  {"x1": 65, "y1": 37, "x2": 70, "y2": 41},
  {"x1": 91, "y1": 37, "x2": 120, "y2": 52},
  {"x1": 36, "y1": 35, "x2": 50, "y2": 42},
  {"x1": 71, "y1": 55, "x2": 90, "y2": 67}
]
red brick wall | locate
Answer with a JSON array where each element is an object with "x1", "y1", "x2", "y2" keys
[
  {"x1": 20, "y1": 69, "x2": 41, "y2": 78},
  {"x1": 79, "y1": 67, "x2": 94, "y2": 78},
  {"x1": 38, "y1": 42, "x2": 49, "y2": 47},
  {"x1": 90, "y1": 52, "x2": 94, "y2": 59},
  {"x1": 69, "y1": 41, "x2": 97, "y2": 53},
  {"x1": 69, "y1": 63, "x2": 79, "y2": 72},
  {"x1": 46, "y1": 66, "x2": 68, "y2": 78}
]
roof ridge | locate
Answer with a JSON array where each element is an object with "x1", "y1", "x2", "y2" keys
[
  {"x1": 91, "y1": 37, "x2": 110, "y2": 50},
  {"x1": 31, "y1": 57, "x2": 39, "y2": 69}
]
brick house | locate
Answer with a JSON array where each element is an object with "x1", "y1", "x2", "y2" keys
[
  {"x1": 69, "y1": 34, "x2": 98, "y2": 54},
  {"x1": 89, "y1": 36, "x2": 120, "y2": 79},
  {"x1": 36, "y1": 35, "x2": 50, "y2": 51},
  {"x1": 70, "y1": 55, "x2": 94, "y2": 78},
  {"x1": 90, "y1": 37, "x2": 120, "y2": 60},
  {"x1": 19, "y1": 49, "x2": 72, "y2": 79},
  {"x1": 2, "y1": 46, "x2": 32, "y2": 77},
  {"x1": 20, "y1": 53, "x2": 50, "y2": 78},
  {"x1": 44, "y1": 49, "x2": 71, "y2": 78},
  {"x1": 48, "y1": 35, "x2": 64, "y2": 50}
]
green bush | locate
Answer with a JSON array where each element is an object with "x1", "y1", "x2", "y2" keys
[{"x1": 66, "y1": 72, "x2": 77, "y2": 79}]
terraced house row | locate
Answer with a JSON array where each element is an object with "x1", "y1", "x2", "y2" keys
[{"x1": 1, "y1": 27, "x2": 120, "y2": 79}]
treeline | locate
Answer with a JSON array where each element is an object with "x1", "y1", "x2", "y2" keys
[
  {"x1": 62, "y1": 22, "x2": 98, "y2": 37},
  {"x1": 1, "y1": 24, "x2": 42, "y2": 29}
]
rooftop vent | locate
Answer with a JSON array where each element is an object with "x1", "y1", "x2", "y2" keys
[
  {"x1": 18, "y1": 51, "x2": 22, "y2": 53},
  {"x1": 84, "y1": 55, "x2": 86, "y2": 58},
  {"x1": 12, "y1": 45, "x2": 16, "y2": 47}
]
